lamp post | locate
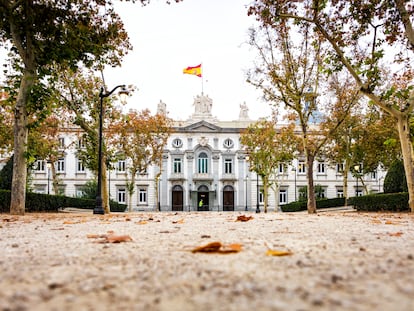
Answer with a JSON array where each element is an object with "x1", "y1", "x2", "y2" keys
[
  {"x1": 292, "y1": 166, "x2": 297, "y2": 201},
  {"x1": 157, "y1": 176, "x2": 161, "y2": 212},
  {"x1": 46, "y1": 161, "x2": 51, "y2": 194},
  {"x1": 256, "y1": 174, "x2": 260, "y2": 213},
  {"x1": 245, "y1": 175, "x2": 249, "y2": 211},
  {"x1": 245, "y1": 155, "x2": 249, "y2": 212},
  {"x1": 354, "y1": 164, "x2": 360, "y2": 197},
  {"x1": 94, "y1": 85, "x2": 128, "y2": 215}
]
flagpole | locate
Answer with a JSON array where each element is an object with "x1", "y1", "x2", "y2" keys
[{"x1": 201, "y1": 62, "x2": 204, "y2": 95}]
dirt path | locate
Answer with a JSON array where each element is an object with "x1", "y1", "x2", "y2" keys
[{"x1": 1, "y1": 211, "x2": 413, "y2": 311}]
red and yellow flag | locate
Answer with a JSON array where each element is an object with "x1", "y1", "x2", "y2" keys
[{"x1": 183, "y1": 64, "x2": 202, "y2": 77}]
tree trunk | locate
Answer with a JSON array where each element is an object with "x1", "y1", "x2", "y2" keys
[
  {"x1": 396, "y1": 114, "x2": 414, "y2": 212},
  {"x1": 10, "y1": 69, "x2": 35, "y2": 215},
  {"x1": 263, "y1": 176, "x2": 269, "y2": 213},
  {"x1": 102, "y1": 161, "x2": 110, "y2": 214},
  {"x1": 306, "y1": 152, "x2": 317, "y2": 214},
  {"x1": 128, "y1": 173, "x2": 136, "y2": 213}
]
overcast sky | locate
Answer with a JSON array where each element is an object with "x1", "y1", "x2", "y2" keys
[{"x1": 105, "y1": 0, "x2": 272, "y2": 121}]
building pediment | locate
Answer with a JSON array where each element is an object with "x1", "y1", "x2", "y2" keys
[{"x1": 181, "y1": 120, "x2": 222, "y2": 133}]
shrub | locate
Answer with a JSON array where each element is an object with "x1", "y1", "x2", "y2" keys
[
  {"x1": 383, "y1": 160, "x2": 407, "y2": 193},
  {"x1": 0, "y1": 190, "x2": 126, "y2": 213},
  {"x1": 0, "y1": 156, "x2": 13, "y2": 190},
  {"x1": 350, "y1": 192, "x2": 409, "y2": 212},
  {"x1": 281, "y1": 197, "x2": 346, "y2": 212}
]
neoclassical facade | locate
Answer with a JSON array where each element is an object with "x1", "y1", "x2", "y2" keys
[{"x1": 20, "y1": 94, "x2": 385, "y2": 211}]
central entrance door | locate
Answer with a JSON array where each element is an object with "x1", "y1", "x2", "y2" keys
[
  {"x1": 197, "y1": 185, "x2": 209, "y2": 211},
  {"x1": 171, "y1": 185, "x2": 183, "y2": 211},
  {"x1": 223, "y1": 185, "x2": 234, "y2": 211}
]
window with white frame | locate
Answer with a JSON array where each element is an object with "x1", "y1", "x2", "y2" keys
[
  {"x1": 316, "y1": 187, "x2": 326, "y2": 199},
  {"x1": 76, "y1": 158, "x2": 85, "y2": 173},
  {"x1": 336, "y1": 163, "x2": 344, "y2": 173},
  {"x1": 317, "y1": 162, "x2": 326, "y2": 174},
  {"x1": 298, "y1": 161, "x2": 306, "y2": 174},
  {"x1": 58, "y1": 137, "x2": 65, "y2": 149},
  {"x1": 35, "y1": 160, "x2": 45, "y2": 172},
  {"x1": 279, "y1": 189, "x2": 287, "y2": 204},
  {"x1": 75, "y1": 187, "x2": 84, "y2": 198},
  {"x1": 278, "y1": 163, "x2": 285, "y2": 174},
  {"x1": 138, "y1": 188, "x2": 147, "y2": 204},
  {"x1": 57, "y1": 158, "x2": 65, "y2": 173},
  {"x1": 371, "y1": 171, "x2": 377, "y2": 180},
  {"x1": 259, "y1": 188, "x2": 264, "y2": 204},
  {"x1": 173, "y1": 158, "x2": 182, "y2": 174},
  {"x1": 198, "y1": 152, "x2": 208, "y2": 174},
  {"x1": 224, "y1": 158, "x2": 233, "y2": 174},
  {"x1": 78, "y1": 137, "x2": 86, "y2": 149},
  {"x1": 117, "y1": 188, "x2": 126, "y2": 203},
  {"x1": 117, "y1": 160, "x2": 126, "y2": 172},
  {"x1": 337, "y1": 188, "x2": 344, "y2": 198}
]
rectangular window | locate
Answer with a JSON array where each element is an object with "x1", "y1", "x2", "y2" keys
[
  {"x1": 138, "y1": 188, "x2": 147, "y2": 204},
  {"x1": 35, "y1": 160, "x2": 45, "y2": 172},
  {"x1": 278, "y1": 163, "x2": 285, "y2": 174},
  {"x1": 76, "y1": 158, "x2": 85, "y2": 172},
  {"x1": 224, "y1": 158, "x2": 233, "y2": 174},
  {"x1": 336, "y1": 163, "x2": 344, "y2": 173},
  {"x1": 371, "y1": 171, "x2": 377, "y2": 180},
  {"x1": 279, "y1": 189, "x2": 287, "y2": 204},
  {"x1": 58, "y1": 137, "x2": 65, "y2": 149},
  {"x1": 198, "y1": 158, "x2": 208, "y2": 173},
  {"x1": 298, "y1": 161, "x2": 306, "y2": 174},
  {"x1": 337, "y1": 188, "x2": 344, "y2": 198},
  {"x1": 259, "y1": 188, "x2": 264, "y2": 204},
  {"x1": 117, "y1": 160, "x2": 126, "y2": 172},
  {"x1": 78, "y1": 138, "x2": 86, "y2": 149},
  {"x1": 173, "y1": 158, "x2": 182, "y2": 174},
  {"x1": 316, "y1": 187, "x2": 326, "y2": 199},
  {"x1": 317, "y1": 162, "x2": 325, "y2": 174},
  {"x1": 75, "y1": 187, "x2": 84, "y2": 198},
  {"x1": 57, "y1": 158, "x2": 65, "y2": 173},
  {"x1": 117, "y1": 188, "x2": 126, "y2": 203}
]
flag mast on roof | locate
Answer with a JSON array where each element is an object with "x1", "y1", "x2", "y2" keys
[{"x1": 183, "y1": 63, "x2": 203, "y2": 94}]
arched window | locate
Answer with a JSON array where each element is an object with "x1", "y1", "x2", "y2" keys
[{"x1": 198, "y1": 152, "x2": 208, "y2": 173}]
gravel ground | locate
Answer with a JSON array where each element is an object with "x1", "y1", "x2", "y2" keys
[{"x1": 1, "y1": 211, "x2": 414, "y2": 311}]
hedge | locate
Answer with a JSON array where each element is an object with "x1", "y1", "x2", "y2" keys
[
  {"x1": 281, "y1": 197, "x2": 346, "y2": 212},
  {"x1": 0, "y1": 190, "x2": 127, "y2": 213},
  {"x1": 349, "y1": 192, "x2": 409, "y2": 212}
]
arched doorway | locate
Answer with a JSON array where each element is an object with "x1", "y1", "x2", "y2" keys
[
  {"x1": 197, "y1": 185, "x2": 209, "y2": 211},
  {"x1": 172, "y1": 185, "x2": 183, "y2": 211},
  {"x1": 223, "y1": 185, "x2": 234, "y2": 211}
]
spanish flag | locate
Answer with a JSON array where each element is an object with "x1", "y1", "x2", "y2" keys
[{"x1": 183, "y1": 64, "x2": 202, "y2": 77}]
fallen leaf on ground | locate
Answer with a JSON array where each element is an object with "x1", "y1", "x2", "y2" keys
[
  {"x1": 87, "y1": 232, "x2": 133, "y2": 243},
  {"x1": 136, "y1": 220, "x2": 148, "y2": 225},
  {"x1": 266, "y1": 249, "x2": 293, "y2": 256},
  {"x1": 172, "y1": 219, "x2": 185, "y2": 224},
  {"x1": 191, "y1": 241, "x2": 242, "y2": 254},
  {"x1": 388, "y1": 231, "x2": 403, "y2": 237},
  {"x1": 236, "y1": 215, "x2": 253, "y2": 222}
]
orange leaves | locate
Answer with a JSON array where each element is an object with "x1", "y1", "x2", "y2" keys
[
  {"x1": 266, "y1": 249, "x2": 293, "y2": 257},
  {"x1": 236, "y1": 215, "x2": 253, "y2": 222},
  {"x1": 388, "y1": 232, "x2": 403, "y2": 237},
  {"x1": 87, "y1": 231, "x2": 133, "y2": 243},
  {"x1": 191, "y1": 242, "x2": 243, "y2": 254}
]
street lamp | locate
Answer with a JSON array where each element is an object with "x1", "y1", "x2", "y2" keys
[
  {"x1": 46, "y1": 161, "x2": 52, "y2": 194},
  {"x1": 245, "y1": 155, "x2": 249, "y2": 212},
  {"x1": 157, "y1": 176, "x2": 161, "y2": 212},
  {"x1": 354, "y1": 164, "x2": 360, "y2": 197},
  {"x1": 94, "y1": 85, "x2": 128, "y2": 215},
  {"x1": 292, "y1": 166, "x2": 297, "y2": 201},
  {"x1": 256, "y1": 174, "x2": 260, "y2": 213}
]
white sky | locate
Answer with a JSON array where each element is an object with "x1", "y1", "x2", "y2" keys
[{"x1": 105, "y1": 0, "x2": 272, "y2": 121}]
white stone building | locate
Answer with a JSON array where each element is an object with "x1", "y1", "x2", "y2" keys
[{"x1": 25, "y1": 94, "x2": 385, "y2": 211}]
